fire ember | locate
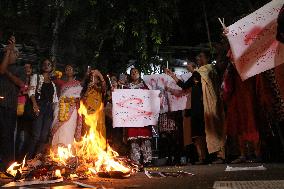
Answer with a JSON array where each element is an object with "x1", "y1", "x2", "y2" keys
[{"x1": 4, "y1": 102, "x2": 137, "y2": 186}]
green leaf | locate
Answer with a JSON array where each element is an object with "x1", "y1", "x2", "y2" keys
[
  {"x1": 132, "y1": 31, "x2": 139, "y2": 37},
  {"x1": 149, "y1": 15, "x2": 158, "y2": 25},
  {"x1": 89, "y1": 0, "x2": 97, "y2": 6}
]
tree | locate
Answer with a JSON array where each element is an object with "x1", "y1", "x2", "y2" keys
[
  {"x1": 55, "y1": 0, "x2": 179, "y2": 74},
  {"x1": 0, "y1": 0, "x2": 179, "y2": 74}
]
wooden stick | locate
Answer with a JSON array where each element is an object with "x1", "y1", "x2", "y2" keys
[{"x1": 218, "y1": 17, "x2": 226, "y2": 29}]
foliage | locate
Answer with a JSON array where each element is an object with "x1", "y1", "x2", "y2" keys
[
  {"x1": 0, "y1": 0, "x2": 270, "y2": 74},
  {"x1": 0, "y1": 0, "x2": 179, "y2": 74}
]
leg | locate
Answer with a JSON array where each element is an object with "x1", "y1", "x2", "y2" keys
[
  {"x1": 22, "y1": 119, "x2": 32, "y2": 158},
  {"x1": 130, "y1": 139, "x2": 141, "y2": 165},
  {"x1": 15, "y1": 117, "x2": 25, "y2": 160},
  {"x1": 194, "y1": 136, "x2": 207, "y2": 162},
  {"x1": 38, "y1": 104, "x2": 53, "y2": 154},
  {"x1": 231, "y1": 136, "x2": 246, "y2": 164},
  {"x1": 0, "y1": 107, "x2": 17, "y2": 168},
  {"x1": 141, "y1": 138, "x2": 152, "y2": 164},
  {"x1": 27, "y1": 112, "x2": 44, "y2": 159}
]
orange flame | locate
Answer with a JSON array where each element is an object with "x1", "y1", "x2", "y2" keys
[
  {"x1": 55, "y1": 169, "x2": 62, "y2": 178},
  {"x1": 6, "y1": 156, "x2": 26, "y2": 177},
  {"x1": 50, "y1": 101, "x2": 130, "y2": 174}
]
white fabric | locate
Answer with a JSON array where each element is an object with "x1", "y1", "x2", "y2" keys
[
  {"x1": 51, "y1": 82, "x2": 82, "y2": 146},
  {"x1": 52, "y1": 108, "x2": 77, "y2": 146}
]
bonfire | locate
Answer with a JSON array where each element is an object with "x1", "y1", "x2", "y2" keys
[{"x1": 4, "y1": 102, "x2": 138, "y2": 186}]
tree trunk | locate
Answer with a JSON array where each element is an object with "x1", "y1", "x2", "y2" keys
[{"x1": 50, "y1": 0, "x2": 64, "y2": 67}]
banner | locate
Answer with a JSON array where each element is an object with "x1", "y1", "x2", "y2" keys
[
  {"x1": 143, "y1": 74, "x2": 189, "y2": 112},
  {"x1": 227, "y1": 0, "x2": 284, "y2": 80},
  {"x1": 112, "y1": 89, "x2": 160, "y2": 128}
]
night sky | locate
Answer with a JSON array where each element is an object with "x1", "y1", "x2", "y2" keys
[{"x1": 170, "y1": 0, "x2": 271, "y2": 46}]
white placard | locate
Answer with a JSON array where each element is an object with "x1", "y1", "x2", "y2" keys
[
  {"x1": 227, "y1": 0, "x2": 284, "y2": 80},
  {"x1": 143, "y1": 74, "x2": 189, "y2": 112},
  {"x1": 112, "y1": 89, "x2": 160, "y2": 128}
]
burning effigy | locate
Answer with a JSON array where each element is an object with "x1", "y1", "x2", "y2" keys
[{"x1": 3, "y1": 102, "x2": 138, "y2": 187}]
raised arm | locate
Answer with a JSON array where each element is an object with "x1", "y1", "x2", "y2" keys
[
  {"x1": 164, "y1": 68, "x2": 194, "y2": 90},
  {"x1": 0, "y1": 49, "x2": 11, "y2": 74},
  {"x1": 94, "y1": 69, "x2": 106, "y2": 92},
  {"x1": 5, "y1": 70, "x2": 24, "y2": 87},
  {"x1": 0, "y1": 36, "x2": 16, "y2": 74}
]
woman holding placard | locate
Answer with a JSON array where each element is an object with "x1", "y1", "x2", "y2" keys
[{"x1": 126, "y1": 68, "x2": 153, "y2": 167}]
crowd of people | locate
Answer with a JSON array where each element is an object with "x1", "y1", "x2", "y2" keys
[{"x1": 0, "y1": 5, "x2": 283, "y2": 171}]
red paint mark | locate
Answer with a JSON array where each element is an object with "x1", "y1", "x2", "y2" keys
[
  {"x1": 160, "y1": 77, "x2": 168, "y2": 87},
  {"x1": 116, "y1": 98, "x2": 153, "y2": 122},
  {"x1": 244, "y1": 26, "x2": 262, "y2": 45}
]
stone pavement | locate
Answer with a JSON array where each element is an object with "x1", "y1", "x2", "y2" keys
[{"x1": 1, "y1": 163, "x2": 284, "y2": 189}]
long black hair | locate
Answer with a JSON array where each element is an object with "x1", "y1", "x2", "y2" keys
[
  {"x1": 39, "y1": 58, "x2": 54, "y2": 74},
  {"x1": 129, "y1": 67, "x2": 143, "y2": 83}
]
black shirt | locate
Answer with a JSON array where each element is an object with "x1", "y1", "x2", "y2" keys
[
  {"x1": 0, "y1": 64, "x2": 20, "y2": 110},
  {"x1": 40, "y1": 82, "x2": 54, "y2": 103},
  {"x1": 177, "y1": 71, "x2": 204, "y2": 117}
]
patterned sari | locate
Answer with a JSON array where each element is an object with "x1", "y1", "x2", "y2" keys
[
  {"x1": 51, "y1": 80, "x2": 82, "y2": 146},
  {"x1": 81, "y1": 87, "x2": 106, "y2": 142}
]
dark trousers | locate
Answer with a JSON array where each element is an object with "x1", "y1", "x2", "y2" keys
[
  {"x1": 0, "y1": 107, "x2": 17, "y2": 169},
  {"x1": 28, "y1": 102, "x2": 53, "y2": 159},
  {"x1": 15, "y1": 117, "x2": 32, "y2": 161}
]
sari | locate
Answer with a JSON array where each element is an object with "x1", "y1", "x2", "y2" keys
[
  {"x1": 51, "y1": 80, "x2": 82, "y2": 146},
  {"x1": 81, "y1": 87, "x2": 106, "y2": 143},
  {"x1": 197, "y1": 64, "x2": 225, "y2": 154}
]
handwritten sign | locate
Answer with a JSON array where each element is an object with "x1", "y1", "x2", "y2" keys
[
  {"x1": 112, "y1": 89, "x2": 160, "y2": 128},
  {"x1": 227, "y1": 0, "x2": 284, "y2": 80},
  {"x1": 143, "y1": 74, "x2": 189, "y2": 112}
]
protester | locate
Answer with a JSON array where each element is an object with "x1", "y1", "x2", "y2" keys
[
  {"x1": 51, "y1": 64, "x2": 83, "y2": 147},
  {"x1": 165, "y1": 52, "x2": 225, "y2": 163},
  {"x1": 27, "y1": 59, "x2": 58, "y2": 159},
  {"x1": 15, "y1": 62, "x2": 33, "y2": 160},
  {"x1": 126, "y1": 68, "x2": 153, "y2": 167},
  {"x1": 159, "y1": 64, "x2": 196, "y2": 165},
  {"x1": 81, "y1": 69, "x2": 107, "y2": 141},
  {"x1": 104, "y1": 75, "x2": 128, "y2": 154},
  {"x1": 0, "y1": 36, "x2": 24, "y2": 169},
  {"x1": 165, "y1": 65, "x2": 207, "y2": 164}
]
